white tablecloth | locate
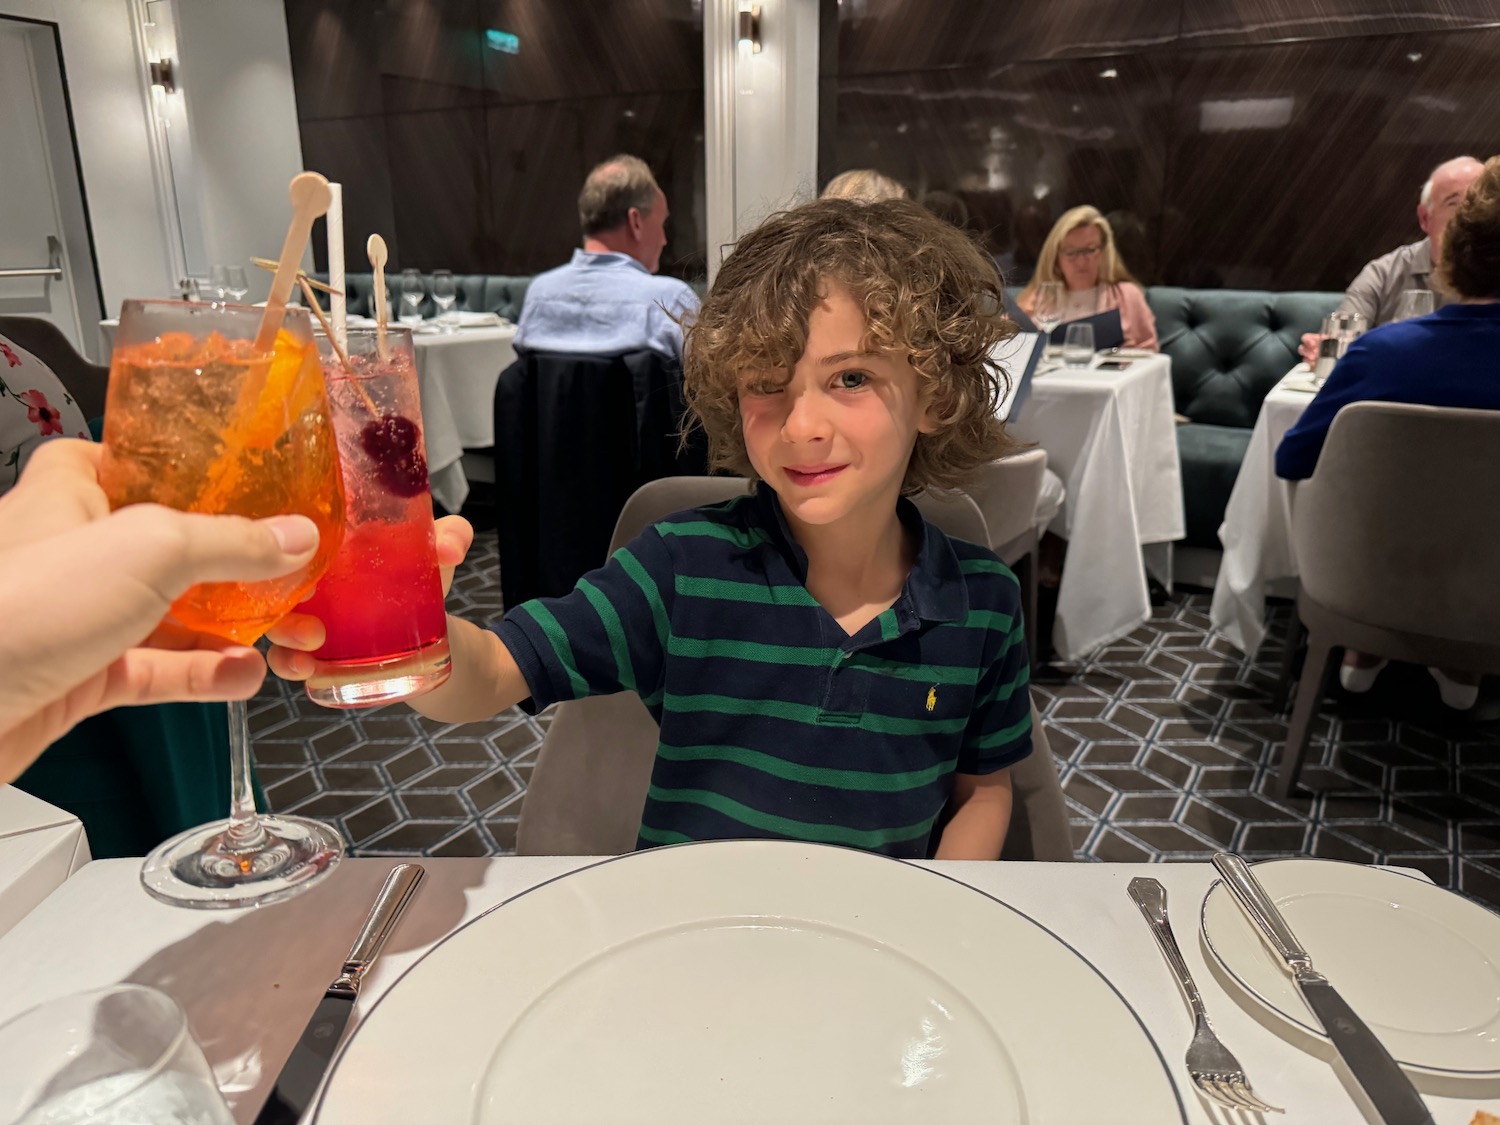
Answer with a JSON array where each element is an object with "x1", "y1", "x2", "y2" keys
[
  {"x1": 1011, "y1": 353, "x2": 1186, "y2": 659},
  {"x1": 412, "y1": 324, "x2": 517, "y2": 512},
  {"x1": 0, "y1": 786, "x2": 89, "y2": 940},
  {"x1": 1210, "y1": 367, "x2": 1318, "y2": 655},
  {"x1": 3, "y1": 856, "x2": 1486, "y2": 1123}
]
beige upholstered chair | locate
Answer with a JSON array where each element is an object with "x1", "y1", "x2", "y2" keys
[
  {"x1": 517, "y1": 475, "x2": 1074, "y2": 860},
  {"x1": 966, "y1": 449, "x2": 1048, "y2": 659},
  {"x1": 1273, "y1": 402, "x2": 1500, "y2": 796}
]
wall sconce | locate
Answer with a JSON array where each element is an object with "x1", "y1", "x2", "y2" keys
[
  {"x1": 737, "y1": 4, "x2": 761, "y2": 53},
  {"x1": 149, "y1": 57, "x2": 176, "y2": 92}
]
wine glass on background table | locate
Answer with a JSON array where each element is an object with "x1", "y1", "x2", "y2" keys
[
  {"x1": 99, "y1": 299, "x2": 348, "y2": 908},
  {"x1": 209, "y1": 265, "x2": 231, "y2": 305},
  {"x1": 225, "y1": 265, "x2": 250, "y2": 305},
  {"x1": 399, "y1": 268, "x2": 425, "y2": 327},
  {"x1": 431, "y1": 269, "x2": 457, "y2": 333},
  {"x1": 1032, "y1": 281, "x2": 1064, "y2": 344}
]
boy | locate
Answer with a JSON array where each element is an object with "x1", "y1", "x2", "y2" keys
[{"x1": 271, "y1": 197, "x2": 1033, "y2": 859}]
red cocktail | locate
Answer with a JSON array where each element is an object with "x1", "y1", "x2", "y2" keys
[{"x1": 303, "y1": 327, "x2": 451, "y2": 707}]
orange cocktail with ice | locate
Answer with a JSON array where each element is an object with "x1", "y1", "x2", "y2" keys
[
  {"x1": 301, "y1": 327, "x2": 451, "y2": 707},
  {"x1": 99, "y1": 297, "x2": 347, "y2": 909},
  {"x1": 100, "y1": 301, "x2": 345, "y2": 641}
]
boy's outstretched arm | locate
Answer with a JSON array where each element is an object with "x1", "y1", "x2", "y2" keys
[
  {"x1": 934, "y1": 769, "x2": 1013, "y2": 860},
  {"x1": 266, "y1": 516, "x2": 532, "y2": 723}
]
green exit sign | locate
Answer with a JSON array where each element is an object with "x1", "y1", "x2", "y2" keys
[{"x1": 485, "y1": 29, "x2": 520, "y2": 54}]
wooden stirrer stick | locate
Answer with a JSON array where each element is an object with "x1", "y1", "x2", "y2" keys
[
  {"x1": 367, "y1": 233, "x2": 391, "y2": 362},
  {"x1": 298, "y1": 276, "x2": 380, "y2": 418},
  {"x1": 255, "y1": 172, "x2": 333, "y2": 354}
]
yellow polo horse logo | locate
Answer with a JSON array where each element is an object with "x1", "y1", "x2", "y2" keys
[{"x1": 925, "y1": 685, "x2": 938, "y2": 712}]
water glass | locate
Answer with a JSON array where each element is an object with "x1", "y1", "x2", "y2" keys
[
  {"x1": 1312, "y1": 311, "x2": 1367, "y2": 385},
  {"x1": 208, "y1": 265, "x2": 231, "y2": 305},
  {"x1": 431, "y1": 269, "x2": 458, "y2": 333},
  {"x1": 0, "y1": 985, "x2": 233, "y2": 1125},
  {"x1": 224, "y1": 266, "x2": 250, "y2": 304},
  {"x1": 1392, "y1": 289, "x2": 1435, "y2": 321},
  {"x1": 399, "y1": 268, "x2": 425, "y2": 326},
  {"x1": 1062, "y1": 323, "x2": 1095, "y2": 366}
]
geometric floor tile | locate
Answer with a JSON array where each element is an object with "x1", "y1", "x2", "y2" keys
[{"x1": 252, "y1": 529, "x2": 1500, "y2": 909}]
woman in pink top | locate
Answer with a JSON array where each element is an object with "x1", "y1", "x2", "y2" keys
[{"x1": 1016, "y1": 205, "x2": 1159, "y2": 351}]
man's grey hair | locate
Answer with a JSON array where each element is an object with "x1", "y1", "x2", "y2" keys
[
  {"x1": 578, "y1": 155, "x2": 660, "y2": 237},
  {"x1": 1421, "y1": 155, "x2": 1483, "y2": 206}
]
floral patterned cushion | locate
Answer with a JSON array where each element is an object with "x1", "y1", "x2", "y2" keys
[{"x1": 0, "y1": 334, "x2": 91, "y2": 496}]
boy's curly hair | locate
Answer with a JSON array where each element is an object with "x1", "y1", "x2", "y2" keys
[{"x1": 682, "y1": 197, "x2": 1021, "y2": 493}]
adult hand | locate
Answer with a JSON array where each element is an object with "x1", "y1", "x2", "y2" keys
[
  {"x1": 266, "y1": 514, "x2": 473, "y2": 682},
  {"x1": 1298, "y1": 331, "x2": 1320, "y2": 368},
  {"x1": 0, "y1": 440, "x2": 323, "y2": 781}
]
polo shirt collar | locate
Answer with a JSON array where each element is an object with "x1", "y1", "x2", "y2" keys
[
  {"x1": 751, "y1": 483, "x2": 970, "y2": 626},
  {"x1": 1406, "y1": 239, "x2": 1433, "y2": 281},
  {"x1": 570, "y1": 248, "x2": 648, "y2": 275}
]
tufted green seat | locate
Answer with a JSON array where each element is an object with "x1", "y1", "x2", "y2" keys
[
  {"x1": 1148, "y1": 287, "x2": 1341, "y2": 547},
  {"x1": 313, "y1": 272, "x2": 533, "y2": 322}
]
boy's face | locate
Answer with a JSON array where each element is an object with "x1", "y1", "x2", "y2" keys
[{"x1": 738, "y1": 279, "x2": 936, "y2": 538}]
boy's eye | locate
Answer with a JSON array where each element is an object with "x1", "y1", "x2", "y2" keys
[
  {"x1": 742, "y1": 379, "x2": 783, "y2": 397},
  {"x1": 836, "y1": 370, "x2": 869, "y2": 390}
]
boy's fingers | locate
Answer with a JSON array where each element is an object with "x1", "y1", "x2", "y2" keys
[
  {"x1": 266, "y1": 644, "x2": 317, "y2": 682},
  {"x1": 434, "y1": 515, "x2": 474, "y2": 565},
  {"x1": 264, "y1": 612, "x2": 326, "y2": 651}
]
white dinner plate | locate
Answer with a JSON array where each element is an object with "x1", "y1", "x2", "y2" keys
[
  {"x1": 1201, "y1": 858, "x2": 1500, "y2": 1077},
  {"x1": 313, "y1": 842, "x2": 1185, "y2": 1124}
]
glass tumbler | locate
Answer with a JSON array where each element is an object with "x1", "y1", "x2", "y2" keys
[
  {"x1": 0, "y1": 985, "x2": 233, "y2": 1125},
  {"x1": 1062, "y1": 323, "x2": 1095, "y2": 367},
  {"x1": 1312, "y1": 311, "x2": 1367, "y2": 385}
]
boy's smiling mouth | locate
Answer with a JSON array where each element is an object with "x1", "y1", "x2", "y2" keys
[{"x1": 783, "y1": 464, "x2": 849, "y2": 486}]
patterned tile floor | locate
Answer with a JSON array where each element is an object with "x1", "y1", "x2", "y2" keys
[{"x1": 250, "y1": 530, "x2": 1500, "y2": 905}]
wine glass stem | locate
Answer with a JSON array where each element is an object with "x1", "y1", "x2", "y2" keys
[{"x1": 224, "y1": 699, "x2": 268, "y2": 853}]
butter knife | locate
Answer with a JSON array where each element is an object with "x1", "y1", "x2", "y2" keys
[
  {"x1": 1211, "y1": 853, "x2": 1434, "y2": 1125},
  {"x1": 253, "y1": 863, "x2": 425, "y2": 1125}
]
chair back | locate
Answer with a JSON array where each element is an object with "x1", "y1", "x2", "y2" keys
[
  {"x1": 0, "y1": 316, "x2": 108, "y2": 419},
  {"x1": 517, "y1": 694, "x2": 1072, "y2": 860},
  {"x1": 911, "y1": 488, "x2": 989, "y2": 545},
  {"x1": 609, "y1": 476, "x2": 752, "y2": 553},
  {"x1": 1292, "y1": 401, "x2": 1500, "y2": 644},
  {"x1": 493, "y1": 349, "x2": 702, "y2": 608},
  {"x1": 965, "y1": 449, "x2": 1047, "y2": 558}
]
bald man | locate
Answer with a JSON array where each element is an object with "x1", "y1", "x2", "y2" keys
[{"x1": 1300, "y1": 155, "x2": 1485, "y2": 364}]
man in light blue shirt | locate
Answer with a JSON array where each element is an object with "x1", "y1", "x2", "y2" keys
[{"x1": 516, "y1": 154, "x2": 699, "y2": 361}]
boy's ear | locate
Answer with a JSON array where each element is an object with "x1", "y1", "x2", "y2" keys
[{"x1": 916, "y1": 384, "x2": 943, "y2": 436}]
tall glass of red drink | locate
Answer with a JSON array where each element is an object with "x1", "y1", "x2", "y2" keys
[{"x1": 302, "y1": 326, "x2": 451, "y2": 707}]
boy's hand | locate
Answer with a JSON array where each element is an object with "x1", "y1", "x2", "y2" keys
[{"x1": 266, "y1": 514, "x2": 475, "y2": 682}]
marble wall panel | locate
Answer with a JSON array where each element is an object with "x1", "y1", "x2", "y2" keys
[
  {"x1": 821, "y1": 0, "x2": 1500, "y2": 291},
  {"x1": 284, "y1": 0, "x2": 705, "y2": 278},
  {"x1": 1180, "y1": 0, "x2": 1500, "y2": 48}
]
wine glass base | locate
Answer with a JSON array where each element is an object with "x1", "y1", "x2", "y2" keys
[{"x1": 140, "y1": 814, "x2": 344, "y2": 909}]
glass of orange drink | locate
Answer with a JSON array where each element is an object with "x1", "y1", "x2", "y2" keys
[{"x1": 100, "y1": 298, "x2": 347, "y2": 908}]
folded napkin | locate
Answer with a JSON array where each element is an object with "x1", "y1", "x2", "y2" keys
[{"x1": 445, "y1": 310, "x2": 507, "y2": 328}]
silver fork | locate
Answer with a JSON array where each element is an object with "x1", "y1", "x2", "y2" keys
[{"x1": 1128, "y1": 877, "x2": 1284, "y2": 1115}]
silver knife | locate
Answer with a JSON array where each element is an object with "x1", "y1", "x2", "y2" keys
[
  {"x1": 1211, "y1": 853, "x2": 1434, "y2": 1125},
  {"x1": 253, "y1": 863, "x2": 425, "y2": 1125}
]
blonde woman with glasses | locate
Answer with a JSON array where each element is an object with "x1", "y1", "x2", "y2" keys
[{"x1": 1017, "y1": 205, "x2": 1158, "y2": 350}]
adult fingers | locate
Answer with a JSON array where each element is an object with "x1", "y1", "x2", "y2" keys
[
  {"x1": 105, "y1": 506, "x2": 320, "y2": 602},
  {"x1": 266, "y1": 643, "x2": 317, "y2": 682},
  {"x1": 0, "y1": 439, "x2": 109, "y2": 553}
]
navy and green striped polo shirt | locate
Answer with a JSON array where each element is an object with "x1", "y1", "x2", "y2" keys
[{"x1": 494, "y1": 485, "x2": 1032, "y2": 858}]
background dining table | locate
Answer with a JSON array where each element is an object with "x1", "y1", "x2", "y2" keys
[
  {"x1": 1210, "y1": 366, "x2": 1318, "y2": 655},
  {"x1": 409, "y1": 322, "x2": 518, "y2": 513},
  {"x1": 1011, "y1": 352, "x2": 1187, "y2": 661},
  {"x1": 2, "y1": 854, "x2": 1492, "y2": 1123}
]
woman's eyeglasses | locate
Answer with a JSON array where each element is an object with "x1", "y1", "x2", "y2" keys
[{"x1": 1060, "y1": 244, "x2": 1104, "y2": 261}]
